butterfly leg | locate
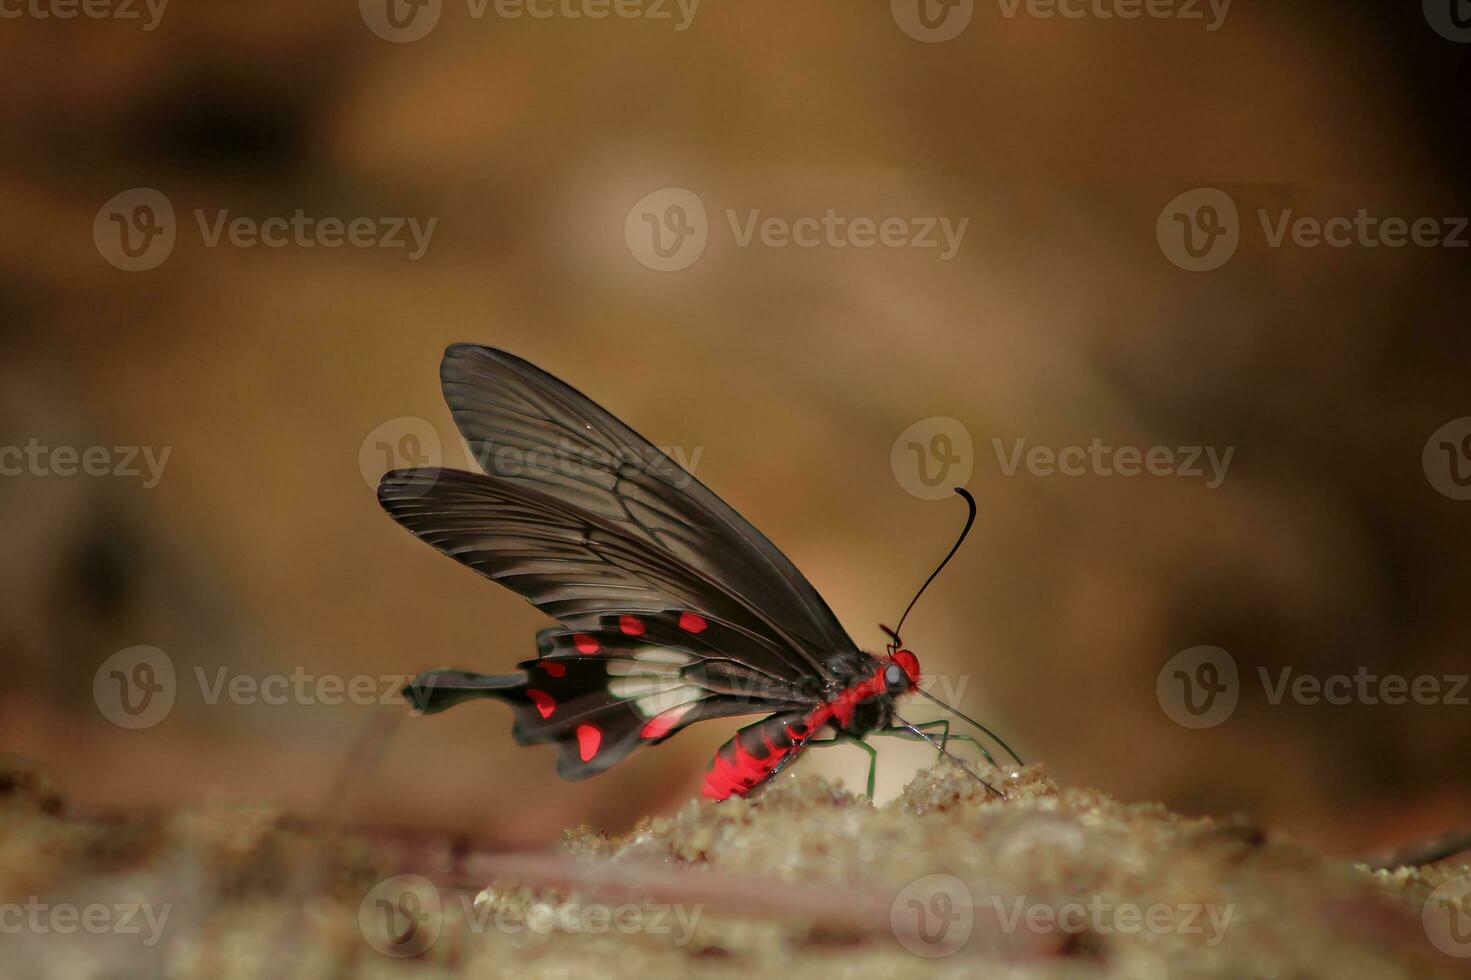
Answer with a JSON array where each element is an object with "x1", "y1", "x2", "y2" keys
[
  {"x1": 805, "y1": 734, "x2": 879, "y2": 798},
  {"x1": 875, "y1": 722, "x2": 999, "y2": 768}
]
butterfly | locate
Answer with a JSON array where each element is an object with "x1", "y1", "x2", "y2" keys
[{"x1": 377, "y1": 345, "x2": 1021, "y2": 800}]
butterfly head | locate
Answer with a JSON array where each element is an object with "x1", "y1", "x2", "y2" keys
[{"x1": 884, "y1": 649, "x2": 922, "y2": 694}]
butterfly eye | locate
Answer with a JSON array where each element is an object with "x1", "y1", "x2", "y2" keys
[{"x1": 884, "y1": 663, "x2": 907, "y2": 692}]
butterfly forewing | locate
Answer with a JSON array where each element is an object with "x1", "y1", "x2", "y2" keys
[
  {"x1": 379, "y1": 468, "x2": 826, "y2": 684},
  {"x1": 439, "y1": 345, "x2": 858, "y2": 677}
]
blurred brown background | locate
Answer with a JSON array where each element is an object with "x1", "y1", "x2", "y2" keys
[{"x1": 1, "y1": 1, "x2": 1468, "y2": 856}]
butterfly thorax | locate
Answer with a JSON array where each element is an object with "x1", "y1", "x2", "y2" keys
[{"x1": 818, "y1": 651, "x2": 899, "y2": 736}]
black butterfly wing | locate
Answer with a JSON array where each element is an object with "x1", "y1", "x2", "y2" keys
[
  {"x1": 437, "y1": 344, "x2": 857, "y2": 681},
  {"x1": 403, "y1": 612, "x2": 816, "y2": 779},
  {"x1": 379, "y1": 467, "x2": 826, "y2": 685}
]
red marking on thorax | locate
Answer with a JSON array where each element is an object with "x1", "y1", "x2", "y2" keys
[{"x1": 824, "y1": 668, "x2": 888, "y2": 729}]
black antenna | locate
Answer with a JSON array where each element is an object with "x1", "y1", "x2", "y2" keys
[
  {"x1": 884, "y1": 487, "x2": 1026, "y2": 769},
  {"x1": 887, "y1": 487, "x2": 978, "y2": 651}
]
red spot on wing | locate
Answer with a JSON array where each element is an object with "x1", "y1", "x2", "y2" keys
[
  {"x1": 542, "y1": 661, "x2": 567, "y2": 678},
  {"x1": 640, "y1": 712, "x2": 680, "y2": 740},
  {"x1": 574, "y1": 633, "x2": 600, "y2": 654},
  {"x1": 527, "y1": 689, "x2": 555, "y2": 719},
  {"x1": 576, "y1": 723, "x2": 602, "y2": 761},
  {"x1": 618, "y1": 615, "x2": 646, "y2": 636},
  {"x1": 677, "y1": 611, "x2": 708, "y2": 634}
]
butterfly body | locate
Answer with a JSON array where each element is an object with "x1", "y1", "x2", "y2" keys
[
  {"x1": 702, "y1": 650, "x2": 921, "y2": 798},
  {"x1": 379, "y1": 345, "x2": 987, "y2": 802}
]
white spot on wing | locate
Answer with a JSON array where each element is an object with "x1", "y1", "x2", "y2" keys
[
  {"x1": 635, "y1": 686, "x2": 704, "y2": 717},
  {"x1": 635, "y1": 647, "x2": 693, "y2": 665}
]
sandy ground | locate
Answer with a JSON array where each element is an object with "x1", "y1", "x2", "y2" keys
[{"x1": 1, "y1": 754, "x2": 1467, "y2": 979}]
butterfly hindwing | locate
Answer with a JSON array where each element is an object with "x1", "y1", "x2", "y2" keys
[{"x1": 405, "y1": 610, "x2": 817, "y2": 780}]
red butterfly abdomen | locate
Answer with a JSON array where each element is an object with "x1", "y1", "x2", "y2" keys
[{"x1": 702, "y1": 709, "x2": 827, "y2": 800}]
